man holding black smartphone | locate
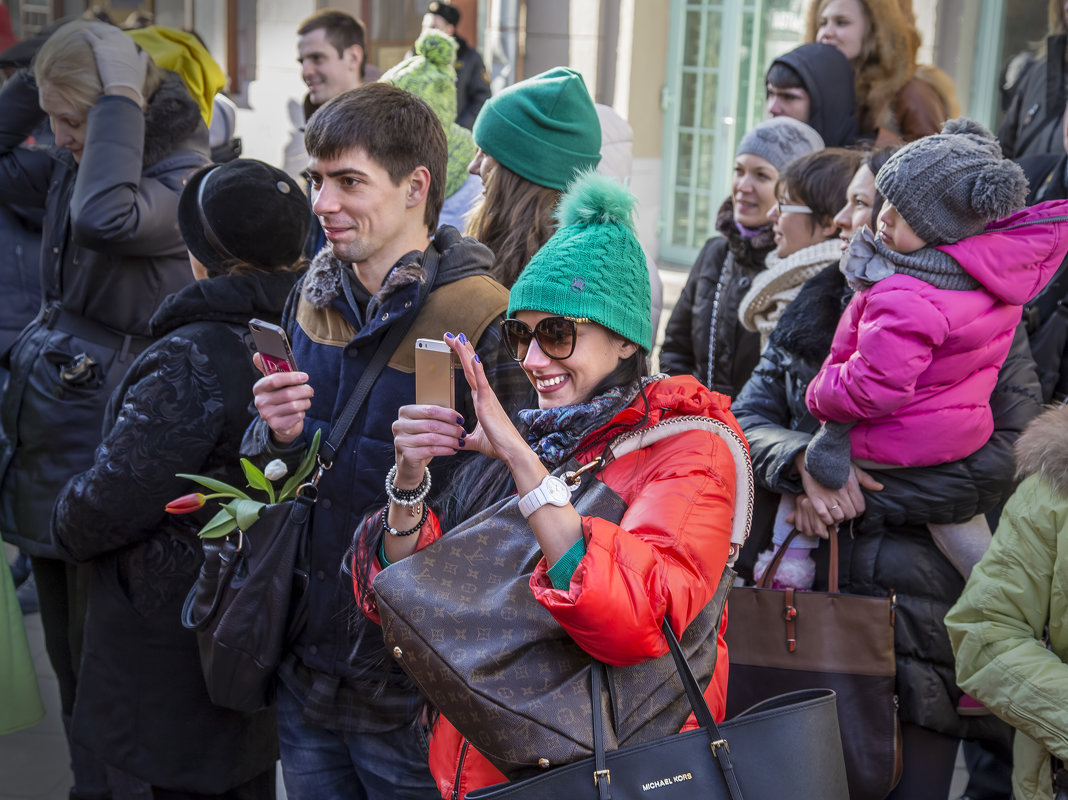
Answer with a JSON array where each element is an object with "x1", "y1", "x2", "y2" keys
[{"x1": 244, "y1": 82, "x2": 526, "y2": 800}]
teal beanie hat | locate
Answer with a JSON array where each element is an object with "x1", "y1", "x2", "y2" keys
[
  {"x1": 509, "y1": 171, "x2": 651, "y2": 351},
  {"x1": 473, "y1": 66, "x2": 602, "y2": 191}
]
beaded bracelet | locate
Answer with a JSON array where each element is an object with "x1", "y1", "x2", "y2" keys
[
  {"x1": 385, "y1": 465, "x2": 431, "y2": 507},
  {"x1": 382, "y1": 501, "x2": 429, "y2": 537}
]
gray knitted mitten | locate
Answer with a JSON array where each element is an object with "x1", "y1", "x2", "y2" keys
[{"x1": 804, "y1": 421, "x2": 856, "y2": 489}]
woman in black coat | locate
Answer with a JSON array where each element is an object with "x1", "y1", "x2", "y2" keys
[
  {"x1": 731, "y1": 154, "x2": 1037, "y2": 800},
  {"x1": 52, "y1": 159, "x2": 311, "y2": 799}
]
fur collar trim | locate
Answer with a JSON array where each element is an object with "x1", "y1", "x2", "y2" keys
[
  {"x1": 1015, "y1": 405, "x2": 1068, "y2": 493},
  {"x1": 143, "y1": 72, "x2": 205, "y2": 168},
  {"x1": 302, "y1": 246, "x2": 424, "y2": 310}
]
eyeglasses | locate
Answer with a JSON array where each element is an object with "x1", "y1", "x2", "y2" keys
[
  {"x1": 501, "y1": 316, "x2": 590, "y2": 361},
  {"x1": 775, "y1": 201, "x2": 813, "y2": 215}
]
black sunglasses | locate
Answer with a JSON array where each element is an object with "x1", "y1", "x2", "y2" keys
[{"x1": 501, "y1": 316, "x2": 590, "y2": 361}]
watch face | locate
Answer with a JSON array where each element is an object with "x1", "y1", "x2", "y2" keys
[{"x1": 544, "y1": 476, "x2": 571, "y2": 506}]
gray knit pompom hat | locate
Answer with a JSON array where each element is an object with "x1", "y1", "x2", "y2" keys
[
  {"x1": 735, "y1": 117, "x2": 824, "y2": 173},
  {"x1": 875, "y1": 118, "x2": 1029, "y2": 245}
]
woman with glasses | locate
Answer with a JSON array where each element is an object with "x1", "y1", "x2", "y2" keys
[
  {"x1": 659, "y1": 116, "x2": 823, "y2": 397},
  {"x1": 353, "y1": 172, "x2": 742, "y2": 799}
]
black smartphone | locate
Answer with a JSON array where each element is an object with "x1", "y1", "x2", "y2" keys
[
  {"x1": 249, "y1": 318, "x2": 298, "y2": 375},
  {"x1": 415, "y1": 338, "x2": 455, "y2": 408}
]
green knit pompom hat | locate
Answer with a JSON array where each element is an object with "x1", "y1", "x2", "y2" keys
[
  {"x1": 509, "y1": 170, "x2": 651, "y2": 351},
  {"x1": 473, "y1": 66, "x2": 602, "y2": 191},
  {"x1": 380, "y1": 30, "x2": 476, "y2": 198}
]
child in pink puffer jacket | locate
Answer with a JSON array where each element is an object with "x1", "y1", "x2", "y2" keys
[{"x1": 802, "y1": 119, "x2": 1068, "y2": 582}]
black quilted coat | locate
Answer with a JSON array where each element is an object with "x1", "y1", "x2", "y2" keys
[
  {"x1": 659, "y1": 199, "x2": 776, "y2": 398},
  {"x1": 51, "y1": 270, "x2": 298, "y2": 792},
  {"x1": 732, "y1": 264, "x2": 1041, "y2": 739}
]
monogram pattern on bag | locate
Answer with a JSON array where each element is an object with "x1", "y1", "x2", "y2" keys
[{"x1": 375, "y1": 464, "x2": 724, "y2": 777}]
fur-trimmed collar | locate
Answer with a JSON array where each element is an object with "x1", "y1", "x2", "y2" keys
[
  {"x1": 767, "y1": 263, "x2": 852, "y2": 365},
  {"x1": 302, "y1": 246, "x2": 424, "y2": 310},
  {"x1": 143, "y1": 72, "x2": 206, "y2": 168},
  {"x1": 1015, "y1": 405, "x2": 1068, "y2": 493}
]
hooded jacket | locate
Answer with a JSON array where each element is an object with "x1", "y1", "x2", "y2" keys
[
  {"x1": 769, "y1": 43, "x2": 860, "y2": 147},
  {"x1": 947, "y1": 404, "x2": 1068, "y2": 800},
  {"x1": 733, "y1": 261, "x2": 1042, "y2": 739},
  {"x1": 999, "y1": 33, "x2": 1068, "y2": 160},
  {"x1": 807, "y1": 200, "x2": 1068, "y2": 467},
  {"x1": 0, "y1": 68, "x2": 210, "y2": 556},
  {"x1": 360, "y1": 376, "x2": 739, "y2": 799},
  {"x1": 50, "y1": 270, "x2": 297, "y2": 792},
  {"x1": 660, "y1": 199, "x2": 776, "y2": 398},
  {"x1": 241, "y1": 226, "x2": 528, "y2": 729}
]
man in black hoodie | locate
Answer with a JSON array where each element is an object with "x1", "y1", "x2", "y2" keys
[{"x1": 765, "y1": 42, "x2": 860, "y2": 147}]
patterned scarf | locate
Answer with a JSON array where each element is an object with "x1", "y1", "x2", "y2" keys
[{"x1": 519, "y1": 378, "x2": 652, "y2": 468}]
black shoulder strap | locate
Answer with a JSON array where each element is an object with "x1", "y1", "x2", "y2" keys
[{"x1": 319, "y1": 243, "x2": 442, "y2": 465}]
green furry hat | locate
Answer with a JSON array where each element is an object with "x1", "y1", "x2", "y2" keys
[
  {"x1": 509, "y1": 171, "x2": 652, "y2": 351},
  {"x1": 381, "y1": 30, "x2": 476, "y2": 199}
]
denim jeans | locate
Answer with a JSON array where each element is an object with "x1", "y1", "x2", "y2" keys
[{"x1": 276, "y1": 681, "x2": 439, "y2": 800}]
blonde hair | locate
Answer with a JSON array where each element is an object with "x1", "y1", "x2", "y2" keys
[
  {"x1": 34, "y1": 19, "x2": 163, "y2": 114},
  {"x1": 805, "y1": 0, "x2": 916, "y2": 134},
  {"x1": 463, "y1": 161, "x2": 561, "y2": 288}
]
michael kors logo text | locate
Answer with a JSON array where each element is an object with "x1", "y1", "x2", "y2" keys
[{"x1": 642, "y1": 772, "x2": 693, "y2": 791}]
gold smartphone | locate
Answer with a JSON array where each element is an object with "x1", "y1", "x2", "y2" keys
[{"x1": 415, "y1": 338, "x2": 455, "y2": 408}]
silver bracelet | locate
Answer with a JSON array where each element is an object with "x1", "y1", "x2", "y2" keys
[{"x1": 385, "y1": 465, "x2": 431, "y2": 507}]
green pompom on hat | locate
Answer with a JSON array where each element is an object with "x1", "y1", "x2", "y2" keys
[
  {"x1": 380, "y1": 30, "x2": 476, "y2": 199},
  {"x1": 509, "y1": 170, "x2": 652, "y2": 351},
  {"x1": 473, "y1": 66, "x2": 601, "y2": 191}
]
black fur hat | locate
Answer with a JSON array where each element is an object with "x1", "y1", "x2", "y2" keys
[{"x1": 178, "y1": 159, "x2": 310, "y2": 273}]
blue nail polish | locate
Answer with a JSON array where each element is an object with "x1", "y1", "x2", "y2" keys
[
  {"x1": 444, "y1": 331, "x2": 454, "y2": 339},
  {"x1": 473, "y1": 354, "x2": 481, "y2": 364},
  {"x1": 458, "y1": 438, "x2": 465, "y2": 447},
  {"x1": 458, "y1": 332, "x2": 468, "y2": 345},
  {"x1": 456, "y1": 416, "x2": 464, "y2": 424}
]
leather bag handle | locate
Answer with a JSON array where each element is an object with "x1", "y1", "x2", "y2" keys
[{"x1": 756, "y1": 527, "x2": 839, "y2": 593}]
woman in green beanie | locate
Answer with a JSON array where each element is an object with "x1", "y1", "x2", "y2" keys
[
  {"x1": 465, "y1": 66, "x2": 602, "y2": 287},
  {"x1": 353, "y1": 171, "x2": 746, "y2": 798}
]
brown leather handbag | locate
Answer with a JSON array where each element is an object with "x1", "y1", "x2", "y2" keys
[{"x1": 724, "y1": 529, "x2": 902, "y2": 800}]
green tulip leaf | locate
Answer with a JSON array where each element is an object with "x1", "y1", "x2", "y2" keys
[
  {"x1": 198, "y1": 508, "x2": 239, "y2": 539},
  {"x1": 240, "y1": 458, "x2": 274, "y2": 502},
  {"x1": 176, "y1": 473, "x2": 251, "y2": 500},
  {"x1": 225, "y1": 498, "x2": 266, "y2": 531},
  {"x1": 280, "y1": 428, "x2": 323, "y2": 501}
]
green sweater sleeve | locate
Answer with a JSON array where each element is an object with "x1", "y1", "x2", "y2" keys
[{"x1": 546, "y1": 537, "x2": 587, "y2": 590}]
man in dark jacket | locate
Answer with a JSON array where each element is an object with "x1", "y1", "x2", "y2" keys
[
  {"x1": 765, "y1": 42, "x2": 860, "y2": 147},
  {"x1": 244, "y1": 82, "x2": 526, "y2": 800},
  {"x1": 422, "y1": 1, "x2": 491, "y2": 128},
  {"x1": 999, "y1": 32, "x2": 1068, "y2": 160}
]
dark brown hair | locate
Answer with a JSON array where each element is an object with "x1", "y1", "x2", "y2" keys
[
  {"x1": 778, "y1": 147, "x2": 864, "y2": 231},
  {"x1": 298, "y1": 8, "x2": 367, "y2": 79},
  {"x1": 305, "y1": 83, "x2": 447, "y2": 233}
]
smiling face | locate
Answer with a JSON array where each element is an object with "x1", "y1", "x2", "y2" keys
[
  {"x1": 306, "y1": 146, "x2": 414, "y2": 270},
  {"x1": 768, "y1": 187, "x2": 828, "y2": 259},
  {"x1": 39, "y1": 83, "x2": 89, "y2": 163},
  {"x1": 514, "y1": 310, "x2": 636, "y2": 409},
  {"x1": 732, "y1": 153, "x2": 779, "y2": 229},
  {"x1": 815, "y1": 0, "x2": 869, "y2": 63},
  {"x1": 833, "y1": 164, "x2": 876, "y2": 247},
  {"x1": 297, "y1": 27, "x2": 363, "y2": 106},
  {"x1": 876, "y1": 203, "x2": 927, "y2": 254}
]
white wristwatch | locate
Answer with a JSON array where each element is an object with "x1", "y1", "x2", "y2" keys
[{"x1": 518, "y1": 474, "x2": 573, "y2": 518}]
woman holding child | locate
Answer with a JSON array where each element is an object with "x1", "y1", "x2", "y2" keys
[{"x1": 733, "y1": 122, "x2": 1065, "y2": 799}]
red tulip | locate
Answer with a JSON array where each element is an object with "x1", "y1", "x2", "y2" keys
[{"x1": 165, "y1": 493, "x2": 206, "y2": 514}]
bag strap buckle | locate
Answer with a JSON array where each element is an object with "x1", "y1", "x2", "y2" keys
[
  {"x1": 710, "y1": 738, "x2": 730, "y2": 756},
  {"x1": 592, "y1": 768, "x2": 611, "y2": 787}
]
